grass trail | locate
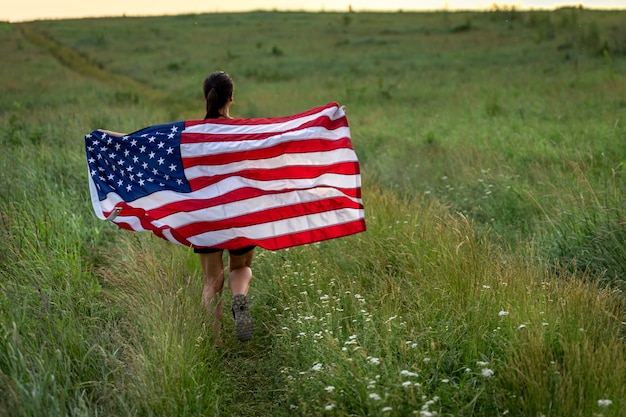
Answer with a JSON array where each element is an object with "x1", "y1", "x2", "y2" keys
[{"x1": 17, "y1": 23, "x2": 189, "y2": 117}]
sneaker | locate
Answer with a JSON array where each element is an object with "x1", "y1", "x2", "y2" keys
[{"x1": 231, "y1": 293, "x2": 253, "y2": 342}]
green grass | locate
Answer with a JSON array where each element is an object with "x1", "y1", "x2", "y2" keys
[{"x1": 1, "y1": 9, "x2": 625, "y2": 416}]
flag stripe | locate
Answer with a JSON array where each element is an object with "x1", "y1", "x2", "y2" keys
[
  {"x1": 182, "y1": 136, "x2": 353, "y2": 167},
  {"x1": 188, "y1": 161, "x2": 359, "y2": 190},
  {"x1": 188, "y1": 208, "x2": 365, "y2": 248},
  {"x1": 146, "y1": 186, "x2": 362, "y2": 220},
  {"x1": 182, "y1": 116, "x2": 349, "y2": 144}
]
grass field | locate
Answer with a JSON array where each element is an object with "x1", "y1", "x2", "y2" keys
[{"x1": 1, "y1": 9, "x2": 625, "y2": 416}]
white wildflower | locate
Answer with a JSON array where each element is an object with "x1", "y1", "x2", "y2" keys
[
  {"x1": 311, "y1": 363, "x2": 323, "y2": 371},
  {"x1": 368, "y1": 357, "x2": 381, "y2": 365},
  {"x1": 369, "y1": 393, "x2": 381, "y2": 401},
  {"x1": 498, "y1": 310, "x2": 509, "y2": 317},
  {"x1": 382, "y1": 406, "x2": 393, "y2": 412},
  {"x1": 476, "y1": 361, "x2": 489, "y2": 367},
  {"x1": 401, "y1": 370, "x2": 419, "y2": 378},
  {"x1": 481, "y1": 368, "x2": 494, "y2": 378},
  {"x1": 324, "y1": 403, "x2": 335, "y2": 411},
  {"x1": 325, "y1": 385, "x2": 335, "y2": 393},
  {"x1": 597, "y1": 399, "x2": 613, "y2": 407}
]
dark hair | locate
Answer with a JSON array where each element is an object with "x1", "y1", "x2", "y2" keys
[{"x1": 203, "y1": 71, "x2": 234, "y2": 119}]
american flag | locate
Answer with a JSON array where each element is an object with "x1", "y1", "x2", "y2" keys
[{"x1": 85, "y1": 102, "x2": 365, "y2": 250}]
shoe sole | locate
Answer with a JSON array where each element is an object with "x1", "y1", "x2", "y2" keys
[{"x1": 232, "y1": 294, "x2": 253, "y2": 342}]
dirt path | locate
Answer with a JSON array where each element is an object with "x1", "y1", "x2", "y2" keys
[{"x1": 16, "y1": 22, "x2": 183, "y2": 112}]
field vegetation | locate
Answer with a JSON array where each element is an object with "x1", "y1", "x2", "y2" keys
[{"x1": 1, "y1": 8, "x2": 625, "y2": 416}]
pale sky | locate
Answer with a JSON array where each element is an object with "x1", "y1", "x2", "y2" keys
[{"x1": 3, "y1": 0, "x2": 625, "y2": 22}]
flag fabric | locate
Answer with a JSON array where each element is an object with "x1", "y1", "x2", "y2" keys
[{"x1": 85, "y1": 102, "x2": 365, "y2": 251}]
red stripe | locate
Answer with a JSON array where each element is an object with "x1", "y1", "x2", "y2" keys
[
  {"x1": 174, "y1": 197, "x2": 364, "y2": 238},
  {"x1": 145, "y1": 186, "x2": 362, "y2": 220},
  {"x1": 188, "y1": 161, "x2": 360, "y2": 191},
  {"x1": 184, "y1": 102, "x2": 340, "y2": 129},
  {"x1": 182, "y1": 115, "x2": 348, "y2": 144},
  {"x1": 201, "y1": 219, "x2": 366, "y2": 251},
  {"x1": 182, "y1": 137, "x2": 354, "y2": 168},
  {"x1": 110, "y1": 203, "x2": 194, "y2": 246}
]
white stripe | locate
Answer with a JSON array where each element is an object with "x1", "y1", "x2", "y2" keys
[
  {"x1": 113, "y1": 215, "x2": 147, "y2": 231},
  {"x1": 182, "y1": 105, "x2": 344, "y2": 136},
  {"x1": 184, "y1": 148, "x2": 358, "y2": 180},
  {"x1": 161, "y1": 228, "x2": 185, "y2": 246},
  {"x1": 158, "y1": 187, "x2": 362, "y2": 228},
  {"x1": 186, "y1": 207, "x2": 363, "y2": 247},
  {"x1": 180, "y1": 126, "x2": 351, "y2": 157},
  {"x1": 97, "y1": 173, "x2": 361, "y2": 214}
]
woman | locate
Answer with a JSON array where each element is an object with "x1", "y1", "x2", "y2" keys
[{"x1": 197, "y1": 71, "x2": 255, "y2": 343}]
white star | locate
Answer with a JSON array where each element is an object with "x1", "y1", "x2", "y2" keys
[
  {"x1": 157, "y1": 141, "x2": 165, "y2": 149},
  {"x1": 168, "y1": 163, "x2": 177, "y2": 172},
  {"x1": 148, "y1": 151, "x2": 156, "y2": 159},
  {"x1": 157, "y1": 157, "x2": 165, "y2": 165},
  {"x1": 176, "y1": 179, "x2": 183, "y2": 185},
  {"x1": 136, "y1": 172, "x2": 143, "y2": 178},
  {"x1": 129, "y1": 174, "x2": 135, "y2": 182},
  {"x1": 87, "y1": 146, "x2": 94, "y2": 152},
  {"x1": 130, "y1": 139, "x2": 137, "y2": 146},
  {"x1": 139, "y1": 145, "x2": 146, "y2": 153},
  {"x1": 138, "y1": 179, "x2": 145, "y2": 186},
  {"x1": 152, "y1": 168, "x2": 158, "y2": 175},
  {"x1": 118, "y1": 159, "x2": 125, "y2": 165},
  {"x1": 108, "y1": 174, "x2": 115, "y2": 180},
  {"x1": 142, "y1": 162, "x2": 148, "y2": 170},
  {"x1": 88, "y1": 157, "x2": 95, "y2": 164},
  {"x1": 115, "y1": 143, "x2": 121, "y2": 151},
  {"x1": 117, "y1": 179, "x2": 123, "y2": 187},
  {"x1": 126, "y1": 184, "x2": 132, "y2": 192},
  {"x1": 109, "y1": 152, "x2": 116, "y2": 159},
  {"x1": 171, "y1": 125, "x2": 178, "y2": 133},
  {"x1": 90, "y1": 169, "x2": 96, "y2": 176},
  {"x1": 99, "y1": 146, "x2": 108, "y2": 152},
  {"x1": 167, "y1": 132, "x2": 175, "y2": 139},
  {"x1": 132, "y1": 156, "x2": 139, "y2": 163},
  {"x1": 86, "y1": 133, "x2": 92, "y2": 139},
  {"x1": 101, "y1": 132, "x2": 107, "y2": 140},
  {"x1": 148, "y1": 136, "x2": 156, "y2": 143},
  {"x1": 166, "y1": 147, "x2": 174, "y2": 154},
  {"x1": 126, "y1": 165, "x2": 134, "y2": 172},
  {"x1": 164, "y1": 174, "x2": 170, "y2": 180},
  {"x1": 124, "y1": 150, "x2": 130, "y2": 157},
  {"x1": 147, "y1": 177, "x2": 154, "y2": 182}
]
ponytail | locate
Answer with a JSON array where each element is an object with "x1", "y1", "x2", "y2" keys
[{"x1": 203, "y1": 71, "x2": 233, "y2": 119}]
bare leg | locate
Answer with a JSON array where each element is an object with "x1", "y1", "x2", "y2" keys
[
  {"x1": 228, "y1": 248, "x2": 255, "y2": 295},
  {"x1": 199, "y1": 251, "x2": 225, "y2": 341}
]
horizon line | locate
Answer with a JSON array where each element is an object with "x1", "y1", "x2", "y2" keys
[{"x1": 4, "y1": 4, "x2": 625, "y2": 23}]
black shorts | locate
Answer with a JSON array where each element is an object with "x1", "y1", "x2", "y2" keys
[{"x1": 193, "y1": 246, "x2": 255, "y2": 256}]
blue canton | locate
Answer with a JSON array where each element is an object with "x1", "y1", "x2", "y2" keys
[{"x1": 85, "y1": 121, "x2": 191, "y2": 202}]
